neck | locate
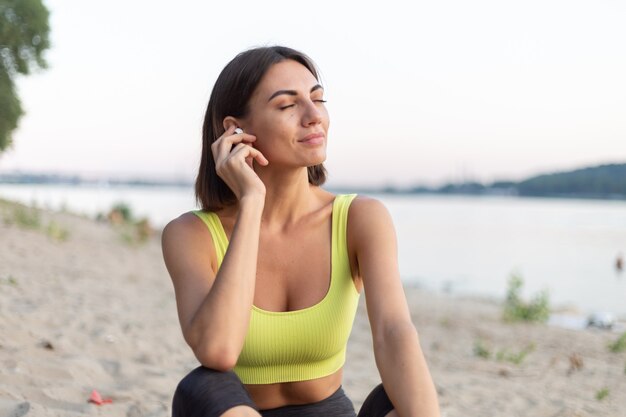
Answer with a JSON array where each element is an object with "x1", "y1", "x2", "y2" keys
[{"x1": 256, "y1": 166, "x2": 316, "y2": 229}]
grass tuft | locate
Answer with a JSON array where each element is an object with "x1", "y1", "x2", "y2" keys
[
  {"x1": 503, "y1": 274, "x2": 550, "y2": 323},
  {"x1": 105, "y1": 201, "x2": 154, "y2": 245},
  {"x1": 496, "y1": 343, "x2": 535, "y2": 365},
  {"x1": 46, "y1": 220, "x2": 70, "y2": 242},
  {"x1": 473, "y1": 340, "x2": 491, "y2": 359},
  {"x1": 608, "y1": 332, "x2": 626, "y2": 353},
  {"x1": 0, "y1": 275, "x2": 18, "y2": 286},
  {"x1": 595, "y1": 387, "x2": 610, "y2": 401},
  {"x1": 11, "y1": 205, "x2": 41, "y2": 229}
]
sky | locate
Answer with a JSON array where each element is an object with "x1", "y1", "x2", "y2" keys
[{"x1": 1, "y1": 0, "x2": 625, "y2": 187}]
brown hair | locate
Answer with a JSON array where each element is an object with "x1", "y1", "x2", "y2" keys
[{"x1": 195, "y1": 46, "x2": 327, "y2": 211}]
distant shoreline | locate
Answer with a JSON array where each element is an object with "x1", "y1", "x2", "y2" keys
[
  {"x1": 1, "y1": 181, "x2": 625, "y2": 202},
  {"x1": 2, "y1": 161, "x2": 625, "y2": 200}
]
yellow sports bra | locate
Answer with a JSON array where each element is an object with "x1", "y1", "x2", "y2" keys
[{"x1": 192, "y1": 194, "x2": 360, "y2": 384}]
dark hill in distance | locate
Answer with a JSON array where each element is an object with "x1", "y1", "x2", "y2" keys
[
  {"x1": 516, "y1": 163, "x2": 626, "y2": 199},
  {"x1": 394, "y1": 162, "x2": 626, "y2": 200}
]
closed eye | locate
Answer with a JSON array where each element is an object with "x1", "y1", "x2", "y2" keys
[{"x1": 279, "y1": 99, "x2": 326, "y2": 110}]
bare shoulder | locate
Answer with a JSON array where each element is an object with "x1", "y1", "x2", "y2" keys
[
  {"x1": 163, "y1": 211, "x2": 209, "y2": 241},
  {"x1": 161, "y1": 211, "x2": 216, "y2": 272},
  {"x1": 348, "y1": 195, "x2": 395, "y2": 236},
  {"x1": 163, "y1": 211, "x2": 202, "y2": 235},
  {"x1": 346, "y1": 196, "x2": 397, "y2": 283}
]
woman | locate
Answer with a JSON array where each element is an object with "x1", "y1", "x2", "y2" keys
[{"x1": 161, "y1": 46, "x2": 440, "y2": 417}]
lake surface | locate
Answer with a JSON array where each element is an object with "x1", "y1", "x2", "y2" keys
[{"x1": 2, "y1": 183, "x2": 625, "y2": 317}]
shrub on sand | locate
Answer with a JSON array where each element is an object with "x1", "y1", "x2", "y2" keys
[
  {"x1": 473, "y1": 340, "x2": 491, "y2": 359},
  {"x1": 105, "y1": 201, "x2": 154, "y2": 245},
  {"x1": 496, "y1": 343, "x2": 536, "y2": 365},
  {"x1": 595, "y1": 387, "x2": 610, "y2": 401},
  {"x1": 11, "y1": 205, "x2": 41, "y2": 229},
  {"x1": 608, "y1": 332, "x2": 626, "y2": 353},
  {"x1": 503, "y1": 274, "x2": 550, "y2": 323},
  {"x1": 107, "y1": 202, "x2": 133, "y2": 225},
  {"x1": 46, "y1": 220, "x2": 70, "y2": 242}
]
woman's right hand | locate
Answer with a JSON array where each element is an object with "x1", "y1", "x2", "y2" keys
[{"x1": 211, "y1": 126, "x2": 269, "y2": 200}]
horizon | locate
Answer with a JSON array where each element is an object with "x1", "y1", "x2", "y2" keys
[{"x1": 1, "y1": 159, "x2": 624, "y2": 189}]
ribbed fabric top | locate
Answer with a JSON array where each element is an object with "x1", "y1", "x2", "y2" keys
[{"x1": 191, "y1": 194, "x2": 360, "y2": 384}]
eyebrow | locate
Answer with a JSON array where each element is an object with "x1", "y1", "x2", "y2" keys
[{"x1": 267, "y1": 84, "x2": 324, "y2": 102}]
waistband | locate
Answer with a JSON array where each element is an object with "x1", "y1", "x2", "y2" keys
[{"x1": 260, "y1": 386, "x2": 356, "y2": 417}]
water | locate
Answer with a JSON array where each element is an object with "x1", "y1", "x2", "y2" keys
[{"x1": 2, "y1": 183, "x2": 625, "y2": 317}]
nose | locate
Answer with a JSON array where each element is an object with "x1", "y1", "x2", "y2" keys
[{"x1": 301, "y1": 99, "x2": 323, "y2": 127}]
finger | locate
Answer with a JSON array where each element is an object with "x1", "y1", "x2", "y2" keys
[
  {"x1": 213, "y1": 134, "x2": 245, "y2": 161},
  {"x1": 217, "y1": 132, "x2": 257, "y2": 157},
  {"x1": 230, "y1": 143, "x2": 268, "y2": 166},
  {"x1": 212, "y1": 125, "x2": 241, "y2": 151},
  {"x1": 214, "y1": 126, "x2": 238, "y2": 147}
]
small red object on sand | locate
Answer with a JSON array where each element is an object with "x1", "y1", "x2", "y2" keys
[{"x1": 88, "y1": 389, "x2": 113, "y2": 405}]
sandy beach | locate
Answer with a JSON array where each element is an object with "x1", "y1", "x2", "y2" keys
[{"x1": 1, "y1": 198, "x2": 625, "y2": 417}]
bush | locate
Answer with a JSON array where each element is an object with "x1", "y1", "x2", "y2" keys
[
  {"x1": 473, "y1": 340, "x2": 491, "y2": 359},
  {"x1": 496, "y1": 343, "x2": 536, "y2": 365},
  {"x1": 503, "y1": 275, "x2": 550, "y2": 323},
  {"x1": 105, "y1": 202, "x2": 153, "y2": 245},
  {"x1": 108, "y1": 202, "x2": 133, "y2": 224},
  {"x1": 595, "y1": 387, "x2": 610, "y2": 401},
  {"x1": 608, "y1": 332, "x2": 626, "y2": 353},
  {"x1": 12, "y1": 205, "x2": 41, "y2": 229},
  {"x1": 46, "y1": 220, "x2": 70, "y2": 242}
]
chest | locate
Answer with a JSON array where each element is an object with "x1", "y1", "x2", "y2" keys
[{"x1": 254, "y1": 224, "x2": 332, "y2": 312}]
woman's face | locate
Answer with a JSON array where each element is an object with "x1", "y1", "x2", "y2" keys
[{"x1": 241, "y1": 59, "x2": 329, "y2": 169}]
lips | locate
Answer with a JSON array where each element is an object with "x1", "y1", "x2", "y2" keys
[{"x1": 299, "y1": 132, "x2": 325, "y2": 143}]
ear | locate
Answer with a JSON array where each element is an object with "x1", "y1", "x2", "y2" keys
[{"x1": 223, "y1": 116, "x2": 243, "y2": 132}]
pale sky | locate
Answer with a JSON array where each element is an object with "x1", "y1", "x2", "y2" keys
[{"x1": 1, "y1": 0, "x2": 625, "y2": 187}]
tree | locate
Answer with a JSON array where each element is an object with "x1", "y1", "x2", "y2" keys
[{"x1": 0, "y1": 0, "x2": 50, "y2": 153}]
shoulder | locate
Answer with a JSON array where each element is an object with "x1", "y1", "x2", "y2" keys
[
  {"x1": 347, "y1": 195, "x2": 396, "y2": 253},
  {"x1": 161, "y1": 210, "x2": 221, "y2": 275},
  {"x1": 348, "y1": 195, "x2": 395, "y2": 232},
  {"x1": 162, "y1": 211, "x2": 215, "y2": 263},
  {"x1": 162, "y1": 211, "x2": 207, "y2": 241}
]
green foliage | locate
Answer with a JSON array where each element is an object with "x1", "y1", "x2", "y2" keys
[
  {"x1": 106, "y1": 201, "x2": 154, "y2": 245},
  {"x1": 503, "y1": 275, "x2": 550, "y2": 323},
  {"x1": 0, "y1": 0, "x2": 51, "y2": 152},
  {"x1": 3, "y1": 200, "x2": 70, "y2": 241},
  {"x1": 608, "y1": 332, "x2": 626, "y2": 353},
  {"x1": 473, "y1": 340, "x2": 491, "y2": 359},
  {"x1": 0, "y1": 274, "x2": 18, "y2": 286},
  {"x1": 496, "y1": 343, "x2": 535, "y2": 365},
  {"x1": 110, "y1": 201, "x2": 134, "y2": 222},
  {"x1": 473, "y1": 339, "x2": 535, "y2": 365},
  {"x1": 595, "y1": 387, "x2": 610, "y2": 401},
  {"x1": 46, "y1": 220, "x2": 69, "y2": 241},
  {"x1": 0, "y1": 70, "x2": 21, "y2": 151},
  {"x1": 10, "y1": 204, "x2": 41, "y2": 228}
]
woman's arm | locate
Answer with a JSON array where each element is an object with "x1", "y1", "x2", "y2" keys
[
  {"x1": 162, "y1": 126, "x2": 268, "y2": 371},
  {"x1": 349, "y1": 197, "x2": 440, "y2": 417},
  {"x1": 162, "y1": 196, "x2": 263, "y2": 370}
]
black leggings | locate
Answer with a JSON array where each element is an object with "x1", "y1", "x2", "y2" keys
[{"x1": 172, "y1": 366, "x2": 394, "y2": 417}]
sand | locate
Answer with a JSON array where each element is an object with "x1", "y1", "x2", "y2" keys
[{"x1": 1, "y1": 198, "x2": 625, "y2": 417}]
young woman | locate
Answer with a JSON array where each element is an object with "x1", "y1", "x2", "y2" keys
[{"x1": 161, "y1": 46, "x2": 440, "y2": 417}]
